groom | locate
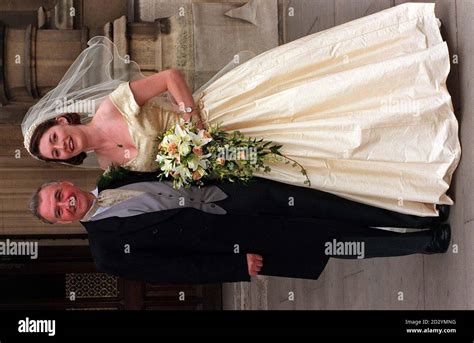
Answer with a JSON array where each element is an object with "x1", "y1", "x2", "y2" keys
[{"x1": 29, "y1": 173, "x2": 450, "y2": 284}]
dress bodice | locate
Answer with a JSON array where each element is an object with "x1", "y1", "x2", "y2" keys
[{"x1": 109, "y1": 81, "x2": 180, "y2": 172}]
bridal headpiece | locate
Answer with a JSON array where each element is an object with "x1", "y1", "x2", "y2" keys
[{"x1": 21, "y1": 36, "x2": 144, "y2": 167}]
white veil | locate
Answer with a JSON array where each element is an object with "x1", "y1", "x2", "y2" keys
[
  {"x1": 22, "y1": 36, "x2": 145, "y2": 168},
  {"x1": 22, "y1": 35, "x2": 256, "y2": 169}
]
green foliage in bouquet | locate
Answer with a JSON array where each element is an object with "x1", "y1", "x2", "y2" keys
[
  {"x1": 155, "y1": 119, "x2": 310, "y2": 189},
  {"x1": 96, "y1": 164, "x2": 132, "y2": 189}
]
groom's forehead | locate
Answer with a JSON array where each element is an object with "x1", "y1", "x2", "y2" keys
[
  {"x1": 41, "y1": 183, "x2": 59, "y2": 199},
  {"x1": 39, "y1": 184, "x2": 60, "y2": 218}
]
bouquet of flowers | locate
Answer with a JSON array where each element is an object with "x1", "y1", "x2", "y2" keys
[{"x1": 155, "y1": 118, "x2": 310, "y2": 189}]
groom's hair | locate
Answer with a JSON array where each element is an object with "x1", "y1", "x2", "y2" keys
[
  {"x1": 29, "y1": 113, "x2": 87, "y2": 166},
  {"x1": 28, "y1": 181, "x2": 59, "y2": 224}
]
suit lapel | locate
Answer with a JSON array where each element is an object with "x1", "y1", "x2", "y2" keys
[{"x1": 82, "y1": 207, "x2": 182, "y2": 235}]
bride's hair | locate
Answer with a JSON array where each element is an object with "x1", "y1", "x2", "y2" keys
[{"x1": 29, "y1": 113, "x2": 87, "y2": 165}]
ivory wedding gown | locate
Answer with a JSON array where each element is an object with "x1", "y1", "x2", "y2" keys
[{"x1": 109, "y1": 3, "x2": 461, "y2": 217}]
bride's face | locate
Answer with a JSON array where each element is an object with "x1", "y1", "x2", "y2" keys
[{"x1": 38, "y1": 117, "x2": 87, "y2": 160}]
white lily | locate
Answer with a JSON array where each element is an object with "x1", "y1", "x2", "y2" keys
[
  {"x1": 174, "y1": 123, "x2": 191, "y2": 143},
  {"x1": 188, "y1": 130, "x2": 213, "y2": 147},
  {"x1": 160, "y1": 159, "x2": 175, "y2": 177},
  {"x1": 161, "y1": 134, "x2": 181, "y2": 150},
  {"x1": 187, "y1": 153, "x2": 211, "y2": 171},
  {"x1": 174, "y1": 164, "x2": 193, "y2": 183},
  {"x1": 178, "y1": 141, "x2": 192, "y2": 156}
]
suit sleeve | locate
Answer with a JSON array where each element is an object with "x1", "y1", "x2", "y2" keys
[{"x1": 96, "y1": 252, "x2": 251, "y2": 284}]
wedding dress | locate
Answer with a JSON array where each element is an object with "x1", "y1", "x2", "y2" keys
[{"x1": 108, "y1": 3, "x2": 461, "y2": 217}]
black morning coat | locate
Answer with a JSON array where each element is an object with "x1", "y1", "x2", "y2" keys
[
  {"x1": 82, "y1": 172, "x2": 359, "y2": 284},
  {"x1": 82, "y1": 173, "x2": 436, "y2": 284}
]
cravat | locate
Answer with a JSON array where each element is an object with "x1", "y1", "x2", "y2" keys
[{"x1": 97, "y1": 189, "x2": 145, "y2": 207}]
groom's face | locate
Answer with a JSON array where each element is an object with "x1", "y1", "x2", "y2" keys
[{"x1": 37, "y1": 181, "x2": 93, "y2": 223}]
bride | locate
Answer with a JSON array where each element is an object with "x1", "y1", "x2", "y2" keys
[{"x1": 22, "y1": 3, "x2": 461, "y2": 217}]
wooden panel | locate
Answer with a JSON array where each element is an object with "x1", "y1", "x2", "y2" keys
[
  {"x1": 0, "y1": 103, "x2": 32, "y2": 125},
  {"x1": 81, "y1": 0, "x2": 128, "y2": 29},
  {"x1": 335, "y1": 0, "x2": 392, "y2": 25},
  {"x1": 0, "y1": 0, "x2": 58, "y2": 12},
  {"x1": 280, "y1": 0, "x2": 335, "y2": 43}
]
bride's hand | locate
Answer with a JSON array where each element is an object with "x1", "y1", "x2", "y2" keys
[
  {"x1": 189, "y1": 110, "x2": 206, "y2": 129},
  {"x1": 195, "y1": 118, "x2": 206, "y2": 130}
]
